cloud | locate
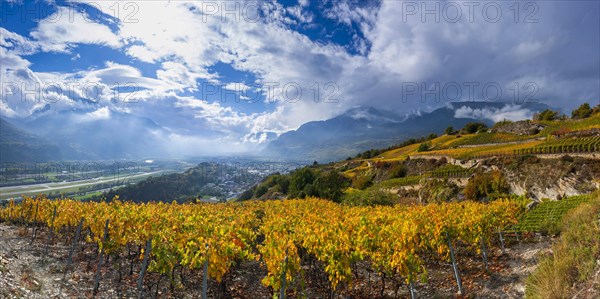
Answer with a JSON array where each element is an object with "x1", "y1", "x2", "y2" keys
[
  {"x1": 126, "y1": 45, "x2": 160, "y2": 63},
  {"x1": 223, "y1": 83, "x2": 251, "y2": 92},
  {"x1": 454, "y1": 105, "x2": 535, "y2": 122},
  {"x1": 85, "y1": 106, "x2": 111, "y2": 120},
  {"x1": 156, "y1": 62, "x2": 215, "y2": 92},
  {"x1": 30, "y1": 6, "x2": 121, "y2": 52},
  {"x1": 0, "y1": 28, "x2": 38, "y2": 55},
  {"x1": 2, "y1": 0, "x2": 599, "y2": 154}
]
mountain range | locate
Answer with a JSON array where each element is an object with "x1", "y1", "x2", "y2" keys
[
  {"x1": 262, "y1": 102, "x2": 552, "y2": 161},
  {"x1": 0, "y1": 117, "x2": 62, "y2": 163},
  {"x1": 1, "y1": 109, "x2": 168, "y2": 162},
  {"x1": 0, "y1": 101, "x2": 551, "y2": 163}
]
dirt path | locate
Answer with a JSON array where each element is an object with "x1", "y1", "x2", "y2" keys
[{"x1": 0, "y1": 224, "x2": 82, "y2": 298}]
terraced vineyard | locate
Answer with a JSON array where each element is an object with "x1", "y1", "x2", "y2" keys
[
  {"x1": 514, "y1": 136, "x2": 600, "y2": 155},
  {"x1": 376, "y1": 175, "x2": 422, "y2": 188},
  {"x1": 512, "y1": 195, "x2": 592, "y2": 233},
  {"x1": 444, "y1": 132, "x2": 533, "y2": 148},
  {"x1": 424, "y1": 164, "x2": 473, "y2": 178}
]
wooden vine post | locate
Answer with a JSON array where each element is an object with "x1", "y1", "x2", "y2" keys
[
  {"x1": 446, "y1": 231, "x2": 463, "y2": 295},
  {"x1": 29, "y1": 202, "x2": 39, "y2": 244},
  {"x1": 480, "y1": 237, "x2": 489, "y2": 272},
  {"x1": 138, "y1": 237, "x2": 152, "y2": 299},
  {"x1": 279, "y1": 250, "x2": 288, "y2": 299},
  {"x1": 64, "y1": 217, "x2": 84, "y2": 280},
  {"x1": 498, "y1": 229, "x2": 506, "y2": 255},
  {"x1": 93, "y1": 219, "x2": 110, "y2": 295},
  {"x1": 202, "y1": 243, "x2": 209, "y2": 299},
  {"x1": 408, "y1": 272, "x2": 416, "y2": 299},
  {"x1": 45, "y1": 205, "x2": 57, "y2": 254}
]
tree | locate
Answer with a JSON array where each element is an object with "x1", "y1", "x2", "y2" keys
[
  {"x1": 461, "y1": 122, "x2": 488, "y2": 134},
  {"x1": 445, "y1": 126, "x2": 455, "y2": 135},
  {"x1": 534, "y1": 109, "x2": 559, "y2": 121},
  {"x1": 417, "y1": 142, "x2": 430, "y2": 152},
  {"x1": 289, "y1": 167, "x2": 318, "y2": 198},
  {"x1": 314, "y1": 170, "x2": 349, "y2": 202},
  {"x1": 571, "y1": 103, "x2": 593, "y2": 119}
]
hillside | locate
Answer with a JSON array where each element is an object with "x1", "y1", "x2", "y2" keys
[
  {"x1": 20, "y1": 110, "x2": 170, "y2": 160},
  {"x1": 0, "y1": 117, "x2": 62, "y2": 163},
  {"x1": 243, "y1": 106, "x2": 600, "y2": 203}
]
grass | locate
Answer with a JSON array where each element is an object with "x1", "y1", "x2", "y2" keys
[{"x1": 525, "y1": 193, "x2": 600, "y2": 299}]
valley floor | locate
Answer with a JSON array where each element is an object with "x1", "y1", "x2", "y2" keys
[{"x1": 0, "y1": 223, "x2": 562, "y2": 299}]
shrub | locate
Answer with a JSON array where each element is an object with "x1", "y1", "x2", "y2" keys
[
  {"x1": 592, "y1": 104, "x2": 600, "y2": 115},
  {"x1": 352, "y1": 173, "x2": 374, "y2": 190},
  {"x1": 389, "y1": 163, "x2": 407, "y2": 179},
  {"x1": 254, "y1": 184, "x2": 269, "y2": 198},
  {"x1": 461, "y1": 122, "x2": 488, "y2": 134},
  {"x1": 289, "y1": 167, "x2": 318, "y2": 198},
  {"x1": 464, "y1": 170, "x2": 510, "y2": 201},
  {"x1": 528, "y1": 127, "x2": 540, "y2": 135},
  {"x1": 314, "y1": 170, "x2": 350, "y2": 203},
  {"x1": 534, "y1": 109, "x2": 559, "y2": 121},
  {"x1": 237, "y1": 187, "x2": 255, "y2": 201},
  {"x1": 571, "y1": 103, "x2": 593, "y2": 119},
  {"x1": 418, "y1": 178, "x2": 459, "y2": 203},
  {"x1": 417, "y1": 142, "x2": 430, "y2": 152}
]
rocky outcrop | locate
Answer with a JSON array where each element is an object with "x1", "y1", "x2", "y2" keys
[
  {"x1": 494, "y1": 156, "x2": 600, "y2": 201},
  {"x1": 491, "y1": 120, "x2": 545, "y2": 135}
]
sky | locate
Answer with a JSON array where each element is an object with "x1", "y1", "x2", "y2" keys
[{"x1": 1, "y1": 0, "x2": 599, "y2": 153}]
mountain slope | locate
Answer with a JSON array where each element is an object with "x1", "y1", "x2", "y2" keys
[
  {"x1": 20, "y1": 109, "x2": 169, "y2": 160},
  {"x1": 0, "y1": 117, "x2": 62, "y2": 162},
  {"x1": 263, "y1": 101, "x2": 551, "y2": 162}
]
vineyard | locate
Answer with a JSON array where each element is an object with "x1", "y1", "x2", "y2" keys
[
  {"x1": 408, "y1": 135, "x2": 600, "y2": 160},
  {"x1": 376, "y1": 176, "x2": 422, "y2": 189},
  {"x1": 0, "y1": 196, "x2": 523, "y2": 298},
  {"x1": 512, "y1": 195, "x2": 592, "y2": 233},
  {"x1": 513, "y1": 136, "x2": 600, "y2": 155},
  {"x1": 443, "y1": 132, "x2": 533, "y2": 148},
  {"x1": 423, "y1": 165, "x2": 473, "y2": 178}
]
